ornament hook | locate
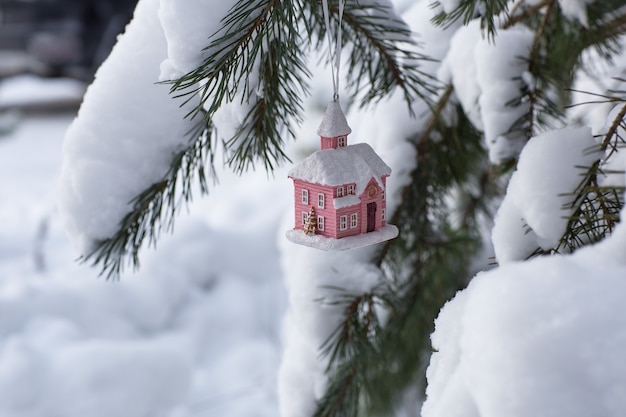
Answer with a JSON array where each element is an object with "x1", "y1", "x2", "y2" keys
[{"x1": 322, "y1": 0, "x2": 345, "y2": 101}]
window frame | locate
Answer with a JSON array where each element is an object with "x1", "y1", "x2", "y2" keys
[
  {"x1": 347, "y1": 184, "x2": 355, "y2": 195},
  {"x1": 350, "y1": 213, "x2": 358, "y2": 229},
  {"x1": 317, "y1": 216, "x2": 325, "y2": 231},
  {"x1": 318, "y1": 193, "x2": 325, "y2": 209},
  {"x1": 337, "y1": 186, "x2": 344, "y2": 198},
  {"x1": 301, "y1": 189, "x2": 309, "y2": 205},
  {"x1": 339, "y1": 215, "x2": 348, "y2": 231},
  {"x1": 338, "y1": 136, "x2": 346, "y2": 147},
  {"x1": 302, "y1": 211, "x2": 308, "y2": 226}
]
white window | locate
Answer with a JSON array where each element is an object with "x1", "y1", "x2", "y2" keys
[
  {"x1": 337, "y1": 186, "x2": 344, "y2": 197},
  {"x1": 350, "y1": 213, "x2": 358, "y2": 229},
  {"x1": 339, "y1": 215, "x2": 348, "y2": 231},
  {"x1": 302, "y1": 211, "x2": 308, "y2": 226},
  {"x1": 302, "y1": 189, "x2": 309, "y2": 205},
  {"x1": 381, "y1": 208, "x2": 386, "y2": 221},
  {"x1": 347, "y1": 184, "x2": 355, "y2": 195},
  {"x1": 317, "y1": 216, "x2": 325, "y2": 231},
  {"x1": 338, "y1": 136, "x2": 346, "y2": 147},
  {"x1": 318, "y1": 193, "x2": 325, "y2": 209},
  {"x1": 381, "y1": 188, "x2": 385, "y2": 200}
]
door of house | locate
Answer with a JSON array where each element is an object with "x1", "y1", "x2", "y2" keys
[{"x1": 367, "y1": 202, "x2": 377, "y2": 232}]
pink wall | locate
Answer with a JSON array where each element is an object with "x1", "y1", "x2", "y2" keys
[
  {"x1": 292, "y1": 175, "x2": 389, "y2": 239},
  {"x1": 292, "y1": 180, "x2": 339, "y2": 238}
]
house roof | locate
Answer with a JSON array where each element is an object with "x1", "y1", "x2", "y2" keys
[
  {"x1": 317, "y1": 100, "x2": 352, "y2": 137},
  {"x1": 288, "y1": 143, "x2": 391, "y2": 194}
]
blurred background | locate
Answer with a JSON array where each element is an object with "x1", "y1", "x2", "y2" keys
[
  {"x1": 0, "y1": 0, "x2": 137, "y2": 120},
  {"x1": 1, "y1": 0, "x2": 137, "y2": 82},
  {"x1": 0, "y1": 2, "x2": 284, "y2": 416}
]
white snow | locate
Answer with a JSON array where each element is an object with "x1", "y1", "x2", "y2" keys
[
  {"x1": 288, "y1": 143, "x2": 391, "y2": 194},
  {"x1": 334, "y1": 194, "x2": 361, "y2": 209},
  {"x1": 433, "y1": 0, "x2": 462, "y2": 14},
  {"x1": 317, "y1": 100, "x2": 352, "y2": 137},
  {"x1": 438, "y1": 21, "x2": 484, "y2": 131},
  {"x1": 0, "y1": 74, "x2": 85, "y2": 107},
  {"x1": 559, "y1": 0, "x2": 594, "y2": 27},
  {"x1": 569, "y1": 34, "x2": 626, "y2": 135},
  {"x1": 423, "y1": 31, "x2": 626, "y2": 416},
  {"x1": 58, "y1": 0, "x2": 200, "y2": 255},
  {"x1": 422, "y1": 209, "x2": 626, "y2": 417},
  {"x1": 440, "y1": 21, "x2": 534, "y2": 164},
  {"x1": 492, "y1": 126, "x2": 600, "y2": 263},
  {"x1": 158, "y1": 0, "x2": 238, "y2": 81},
  {"x1": 475, "y1": 25, "x2": 534, "y2": 163},
  {"x1": 31, "y1": 1, "x2": 626, "y2": 417},
  {"x1": 0, "y1": 78, "x2": 286, "y2": 417}
]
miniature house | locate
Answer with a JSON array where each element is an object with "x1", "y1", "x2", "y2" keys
[{"x1": 286, "y1": 101, "x2": 398, "y2": 250}]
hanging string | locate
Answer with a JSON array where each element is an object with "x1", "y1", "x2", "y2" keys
[{"x1": 321, "y1": 0, "x2": 345, "y2": 102}]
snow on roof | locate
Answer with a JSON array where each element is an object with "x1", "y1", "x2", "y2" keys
[
  {"x1": 289, "y1": 143, "x2": 391, "y2": 194},
  {"x1": 317, "y1": 100, "x2": 352, "y2": 137},
  {"x1": 334, "y1": 195, "x2": 361, "y2": 209}
]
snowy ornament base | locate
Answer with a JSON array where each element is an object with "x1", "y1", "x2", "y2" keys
[{"x1": 286, "y1": 224, "x2": 398, "y2": 251}]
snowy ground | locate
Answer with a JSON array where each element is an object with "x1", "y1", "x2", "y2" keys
[{"x1": 0, "y1": 76, "x2": 286, "y2": 417}]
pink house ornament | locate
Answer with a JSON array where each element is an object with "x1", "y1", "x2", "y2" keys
[{"x1": 286, "y1": 101, "x2": 399, "y2": 250}]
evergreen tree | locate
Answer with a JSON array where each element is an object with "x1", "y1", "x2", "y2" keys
[
  {"x1": 304, "y1": 206, "x2": 318, "y2": 235},
  {"x1": 68, "y1": 0, "x2": 626, "y2": 416}
]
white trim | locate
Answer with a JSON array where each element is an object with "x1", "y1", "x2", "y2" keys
[
  {"x1": 382, "y1": 208, "x2": 386, "y2": 221},
  {"x1": 302, "y1": 189, "x2": 309, "y2": 205},
  {"x1": 339, "y1": 215, "x2": 348, "y2": 231},
  {"x1": 317, "y1": 216, "x2": 325, "y2": 231},
  {"x1": 302, "y1": 211, "x2": 308, "y2": 225},
  {"x1": 337, "y1": 186, "x2": 344, "y2": 197},
  {"x1": 338, "y1": 136, "x2": 346, "y2": 147},
  {"x1": 347, "y1": 184, "x2": 355, "y2": 195},
  {"x1": 318, "y1": 193, "x2": 325, "y2": 208},
  {"x1": 350, "y1": 213, "x2": 358, "y2": 229}
]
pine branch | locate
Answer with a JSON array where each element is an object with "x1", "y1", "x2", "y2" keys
[
  {"x1": 85, "y1": 0, "x2": 436, "y2": 277},
  {"x1": 82, "y1": 120, "x2": 216, "y2": 279},
  {"x1": 169, "y1": 0, "x2": 309, "y2": 173},
  {"x1": 314, "y1": 102, "x2": 488, "y2": 417},
  {"x1": 502, "y1": 0, "x2": 553, "y2": 29},
  {"x1": 314, "y1": 2, "x2": 626, "y2": 416},
  {"x1": 532, "y1": 101, "x2": 626, "y2": 257},
  {"x1": 432, "y1": 0, "x2": 510, "y2": 38},
  {"x1": 304, "y1": 0, "x2": 438, "y2": 112}
]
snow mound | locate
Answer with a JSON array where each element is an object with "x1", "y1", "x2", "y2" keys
[
  {"x1": 440, "y1": 21, "x2": 534, "y2": 164},
  {"x1": 422, "y1": 216, "x2": 626, "y2": 417},
  {"x1": 492, "y1": 126, "x2": 600, "y2": 263},
  {"x1": 58, "y1": 0, "x2": 199, "y2": 255}
]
